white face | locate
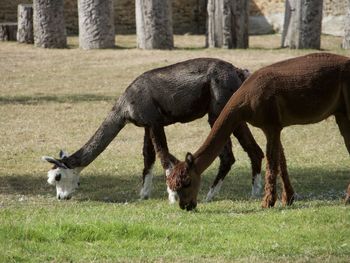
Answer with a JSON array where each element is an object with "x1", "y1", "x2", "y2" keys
[{"x1": 47, "y1": 167, "x2": 80, "y2": 200}]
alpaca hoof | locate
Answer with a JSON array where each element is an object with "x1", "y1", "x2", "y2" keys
[
  {"x1": 204, "y1": 192, "x2": 213, "y2": 203},
  {"x1": 282, "y1": 192, "x2": 295, "y2": 206},
  {"x1": 251, "y1": 174, "x2": 263, "y2": 198},
  {"x1": 345, "y1": 195, "x2": 350, "y2": 205},
  {"x1": 261, "y1": 201, "x2": 274, "y2": 208},
  {"x1": 140, "y1": 173, "x2": 153, "y2": 200},
  {"x1": 204, "y1": 180, "x2": 223, "y2": 202},
  {"x1": 346, "y1": 185, "x2": 350, "y2": 204},
  {"x1": 139, "y1": 186, "x2": 151, "y2": 200},
  {"x1": 139, "y1": 192, "x2": 149, "y2": 200},
  {"x1": 262, "y1": 194, "x2": 276, "y2": 208}
]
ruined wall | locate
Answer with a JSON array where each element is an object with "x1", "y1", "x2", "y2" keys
[
  {"x1": 0, "y1": 0, "x2": 78, "y2": 34},
  {"x1": 115, "y1": 0, "x2": 207, "y2": 34},
  {"x1": 0, "y1": 0, "x2": 347, "y2": 35},
  {"x1": 0, "y1": 0, "x2": 207, "y2": 35},
  {"x1": 250, "y1": 0, "x2": 285, "y2": 15},
  {"x1": 0, "y1": 0, "x2": 32, "y2": 22},
  {"x1": 251, "y1": 0, "x2": 347, "y2": 16},
  {"x1": 324, "y1": 0, "x2": 347, "y2": 16},
  {"x1": 249, "y1": 0, "x2": 348, "y2": 36}
]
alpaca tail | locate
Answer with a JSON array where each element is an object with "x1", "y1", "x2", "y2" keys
[{"x1": 65, "y1": 96, "x2": 127, "y2": 168}]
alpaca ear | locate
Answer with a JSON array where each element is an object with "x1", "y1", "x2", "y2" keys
[
  {"x1": 42, "y1": 156, "x2": 68, "y2": 169},
  {"x1": 59, "y1": 150, "x2": 69, "y2": 159},
  {"x1": 242, "y1": 68, "x2": 251, "y2": 79},
  {"x1": 185, "y1": 152, "x2": 194, "y2": 167}
]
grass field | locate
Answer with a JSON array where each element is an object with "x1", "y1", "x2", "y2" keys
[{"x1": 0, "y1": 34, "x2": 349, "y2": 262}]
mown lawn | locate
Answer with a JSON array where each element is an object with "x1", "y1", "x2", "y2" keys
[{"x1": 0, "y1": 35, "x2": 349, "y2": 262}]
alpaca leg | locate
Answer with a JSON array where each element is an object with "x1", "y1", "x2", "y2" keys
[
  {"x1": 233, "y1": 122, "x2": 264, "y2": 198},
  {"x1": 205, "y1": 115, "x2": 235, "y2": 202},
  {"x1": 262, "y1": 128, "x2": 281, "y2": 208},
  {"x1": 149, "y1": 126, "x2": 178, "y2": 170},
  {"x1": 205, "y1": 140, "x2": 235, "y2": 202},
  {"x1": 279, "y1": 143, "x2": 295, "y2": 206},
  {"x1": 140, "y1": 128, "x2": 156, "y2": 200},
  {"x1": 149, "y1": 126, "x2": 179, "y2": 203},
  {"x1": 334, "y1": 113, "x2": 350, "y2": 204},
  {"x1": 346, "y1": 184, "x2": 350, "y2": 204}
]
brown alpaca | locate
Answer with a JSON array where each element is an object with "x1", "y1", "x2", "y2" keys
[{"x1": 167, "y1": 53, "x2": 350, "y2": 211}]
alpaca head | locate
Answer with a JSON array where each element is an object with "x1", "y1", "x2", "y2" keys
[
  {"x1": 42, "y1": 150, "x2": 80, "y2": 200},
  {"x1": 166, "y1": 152, "x2": 200, "y2": 211},
  {"x1": 236, "y1": 68, "x2": 251, "y2": 82}
]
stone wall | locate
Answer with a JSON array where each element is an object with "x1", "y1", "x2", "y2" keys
[
  {"x1": 0, "y1": 0, "x2": 207, "y2": 35},
  {"x1": 0, "y1": 0, "x2": 31, "y2": 22},
  {"x1": 0, "y1": 0, "x2": 78, "y2": 34},
  {"x1": 250, "y1": 0, "x2": 348, "y2": 36},
  {"x1": 250, "y1": 0, "x2": 285, "y2": 15},
  {"x1": 322, "y1": 0, "x2": 348, "y2": 36},
  {"x1": 115, "y1": 0, "x2": 207, "y2": 34},
  {"x1": 0, "y1": 0, "x2": 347, "y2": 36},
  {"x1": 324, "y1": 0, "x2": 347, "y2": 16}
]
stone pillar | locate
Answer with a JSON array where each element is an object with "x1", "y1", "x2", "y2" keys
[
  {"x1": 281, "y1": 0, "x2": 295, "y2": 48},
  {"x1": 136, "y1": 0, "x2": 174, "y2": 49},
  {"x1": 207, "y1": 0, "x2": 222, "y2": 48},
  {"x1": 207, "y1": 0, "x2": 249, "y2": 49},
  {"x1": 17, "y1": 4, "x2": 34, "y2": 44},
  {"x1": 78, "y1": 0, "x2": 115, "y2": 49},
  {"x1": 282, "y1": 0, "x2": 323, "y2": 49},
  {"x1": 33, "y1": 0, "x2": 67, "y2": 48},
  {"x1": 231, "y1": 0, "x2": 249, "y2": 48},
  {"x1": 342, "y1": 0, "x2": 350, "y2": 49}
]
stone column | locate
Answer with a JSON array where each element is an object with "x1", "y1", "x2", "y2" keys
[
  {"x1": 136, "y1": 0, "x2": 174, "y2": 49},
  {"x1": 17, "y1": 4, "x2": 34, "y2": 44},
  {"x1": 342, "y1": 0, "x2": 350, "y2": 49},
  {"x1": 33, "y1": 0, "x2": 67, "y2": 48},
  {"x1": 282, "y1": 0, "x2": 323, "y2": 49},
  {"x1": 78, "y1": 0, "x2": 115, "y2": 49},
  {"x1": 207, "y1": 0, "x2": 249, "y2": 49}
]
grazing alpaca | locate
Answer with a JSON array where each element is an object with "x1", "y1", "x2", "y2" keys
[
  {"x1": 42, "y1": 58, "x2": 264, "y2": 201},
  {"x1": 167, "y1": 53, "x2": 350, "y2": 211}
]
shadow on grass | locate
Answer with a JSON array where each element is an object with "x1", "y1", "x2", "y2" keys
[
  {"x1": 0, "y1": 94, "x2": 116, "y2": 105},
  {"x1": 66, "y1": 43, "x2": 136, "y2": 50},
  {"x1": 1, "y1": 166, "x2": 348, "y2": 204},
  {"x1": 0, "y1": 172, "x2": 168, "y2": 203},
  {"x1": 174, "y1": 46, "x2": 206, "y2": 51},
  {"x1": 115, "y1": 45, "x2": 136, "y2": 50},
  {"x1": 200, "y1": 166, "x2": 349, "y2": 202}
]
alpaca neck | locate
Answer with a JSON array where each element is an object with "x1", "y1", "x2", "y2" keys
[
  {"x1": 65, "y1": 98, "x2": 127, "y2": 168},
  {"x1": 193, "y1": 98, "x2": 248, "y2": 175}
]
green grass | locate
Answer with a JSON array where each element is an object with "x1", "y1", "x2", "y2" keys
[
  {"x1": 0, "y1": 34, "x2": 349, "y2": 262},
  {"x1": 1, "y1": 201, "x2": 349, "y2": 262}
]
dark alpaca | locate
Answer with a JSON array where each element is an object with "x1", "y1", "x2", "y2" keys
[
  {"x1": 167, "y1": 53, "x2": 350, "y2": 211},
  {"x1": 43, "y1": 58, "x2": 263, "y2": 201}
]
